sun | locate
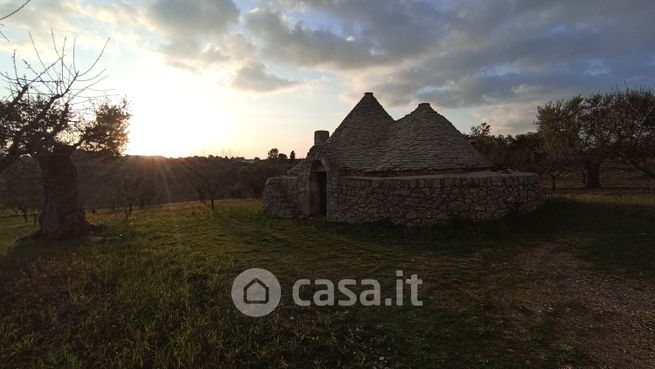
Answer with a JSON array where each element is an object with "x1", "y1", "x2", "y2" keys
[
  {"x1": 121, "y1": 64, "x2": 238, "y2": 158},
  {"x1": 126, "y1": 101, "x2": 235, "y2": 157}
]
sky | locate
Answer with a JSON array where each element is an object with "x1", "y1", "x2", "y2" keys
[{"x1": 0, "y1": 0, "x2": 653, "y2": 158}]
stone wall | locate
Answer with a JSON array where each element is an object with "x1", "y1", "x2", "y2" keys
[
  {"x1": 261, "y1": 176, "x2": 300, "y2": 218},
  {"x1": 330, "y1": 171, "x2": 544, "y2": 226},
  {"x1": 262, "y1": 171, "x2": 544, "y2": 226}
]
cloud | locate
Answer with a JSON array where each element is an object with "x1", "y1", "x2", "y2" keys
[
  {"x1": 231, "y1": 61, "x2": 298, "y2": 92},
  {"x1": 296, "y1": 0, "x2": 655, "y2": 132},
  {"x1": 148, "y1": 0, "x2": 238, "y2": 36},
  {"x1": 0, "y1": 0, "x2": 80, "y2": 32},
  {"x1": 3, "y1": 0, "x2": 654, "y2": 136},
  {"x1": 262, "y1": 0, "x2": 449, "y2": 60},
  {"x1": 244, "y1": 8, "x2": 385, "y2": 69},
  {"x1": 145, "y1": 0, "x2": 240, "y2": 69},
  {"x1": 0, "y1": 0, "x2": 122, "y2": 67}
]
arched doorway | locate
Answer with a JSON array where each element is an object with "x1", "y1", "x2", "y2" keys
[{"x1": 309, "y1": 160, "x2": 327, "y2": 216}]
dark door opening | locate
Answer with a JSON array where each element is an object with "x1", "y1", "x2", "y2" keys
[
  {"x1": 317, "y1": 172, "x2": 327, "y2": 215},
  {"x1": 309, "y1": 161, "x2": 327, "y2": 216}
]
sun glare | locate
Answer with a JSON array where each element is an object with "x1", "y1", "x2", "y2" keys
[
  {"x1": 127, "y1": 102, "x2": 235, "y2": 157},
  {"x1": 121, "y1": 61, "x2": 238, "y2": 158}
]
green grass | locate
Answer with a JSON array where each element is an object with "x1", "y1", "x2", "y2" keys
[{"x1": 0, "y1": 193, "x2": 654, "y2": 369}]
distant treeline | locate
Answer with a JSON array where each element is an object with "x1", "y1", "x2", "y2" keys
[
  {"x1": 468, "y1": 87, "x2": 655, "y2": 190},
  {"x1": 0, "y1": 151, "x2": 296, "y2": 218}
]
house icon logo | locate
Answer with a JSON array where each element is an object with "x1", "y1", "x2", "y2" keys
[
  {"x1": 244, "y1": 278, "x2": 269, "y2": 304},
  {"x1": 231, "y1": 268, "x2": 281, "y2": 317}
]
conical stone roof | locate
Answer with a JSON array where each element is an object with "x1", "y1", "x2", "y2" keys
[
  {"x1": 322, "y1": 92, "x2": 393, "y2": 170},
  {"x1": 318, "y1": 93, "x2": 491, "y2": 173},
  {"x1": 378, "y1": 103, "x2": 491, "y2": 171}
]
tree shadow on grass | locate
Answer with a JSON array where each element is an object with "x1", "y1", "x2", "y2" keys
[
  {"x1": 535, "y1": 198, "x2": 655, "y2": 277},
  {"x1": 254, "y1": 197, "x2": 655, "y2": 277}
]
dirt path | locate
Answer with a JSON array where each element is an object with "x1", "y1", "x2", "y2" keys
[{"x1": 500, "y1": 244, "x2": 655, "y2": 368}]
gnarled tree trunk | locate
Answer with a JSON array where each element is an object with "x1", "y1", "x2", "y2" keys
[
  {"x1": 550, "y1": 175, "x2": 557, "y2": 192},
  {"x1": 36, "y1": 145, "x2": 96, "y2": 239},
  {"x1": 584, "y1": 160, "x2": 602, "y2": 189}
]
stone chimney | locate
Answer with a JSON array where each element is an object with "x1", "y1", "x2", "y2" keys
[{"x1": 314, "y1": 130, "x2": 329, "y2": 146}]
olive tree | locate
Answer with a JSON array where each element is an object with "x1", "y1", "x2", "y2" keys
[
  {"x1": 538, "y1": 88, "x2": 655, "y2": 188},
  {"x1": 0, "y1": 155, "x2": 40, "y2": 223},
  {"x1": 537, "y1": 96, "x2": 608, "y2": 188},
  {"x1": 610, "y1": 87, "x2": 655, "y2": 178},
  {"x1": 0, "y1": 36, "x2": 130, "y2": 239}
]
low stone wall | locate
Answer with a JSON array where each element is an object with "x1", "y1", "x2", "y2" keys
[
  {"x1": 331, "y1": 171, "x2": 544, "y2": 226},
  {"x1": 261, "y1": 176, "x2": 300, "y2": 218}
]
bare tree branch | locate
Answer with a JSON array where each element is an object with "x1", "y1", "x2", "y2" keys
[{"x1": 0, "y1": 0, "x2": 31, "y2": 22}]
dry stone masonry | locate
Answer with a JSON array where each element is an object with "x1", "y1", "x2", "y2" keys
[{"x1": 263, "y1": 93, "x2": 544, "y2": 226}]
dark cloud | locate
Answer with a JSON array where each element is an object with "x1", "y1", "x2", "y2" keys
[
  {"x1": 149, "y1": 0, "x2": 238, "y2": 36},
  {"x1": 147, "y1": 0, "x2": 240, "y2": 69},
  {"x1": 443, "y1": 1, "x2": 649, "y2": 103},
  {"x1": 256, "y1": 0, "x2": 655, "y2": 117},
  {"x1": 244, "y1": 8, "x2": 385, "y2": 69},
  {"x1": 263, "y1": 0, "x2": 450, "y2": 59},
  {"x1": 231, "y1": 61, "x2": 298, "y2": 92},
  {"x1": 16, "y1": 0, "x2": 651, "y2": 133}
]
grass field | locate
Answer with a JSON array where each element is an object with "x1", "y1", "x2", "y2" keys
[{"x1": 1, "y1": 191, "x2": 654, "y2": 368}]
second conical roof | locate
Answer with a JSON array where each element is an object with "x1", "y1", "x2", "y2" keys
[{"x1": 321, "y1": 93, "x2": 491, "y2": 173}]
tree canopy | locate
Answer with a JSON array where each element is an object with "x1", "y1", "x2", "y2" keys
[
  {"x1": 536, "y1": 87, "x2": 655, "y2": 187},
  {"x1": 0, "y1": 36, "x2": 129, "y2": 175}
]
